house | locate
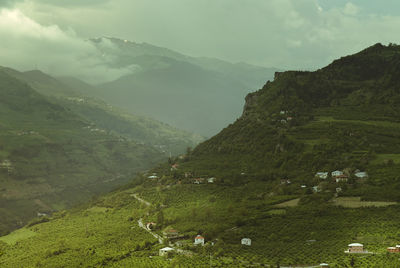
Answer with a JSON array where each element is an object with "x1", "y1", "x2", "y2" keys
[
  {"x1": 355, "y1": 172, "x2": 368, "y2": 179},
  {"x1": 319, "y1": 264, "x2": 329, "y2": 267},
  {"x1": 301, "y1": 185, "x2": 307, "y2": 188},
  {"x1": 335, "y1": 174, "x2": 348, "y2": 183},
  {"x1": 280, "y1": 179, "x2": 291, "y2": 185},
  {"x1": 163, "y1": 229, "x2": 179, "y2": 239},
  {"x1": 148, "y1": 175, "x2": 158, "y2": 179},
  {"x1": 312, "y1": 186, "x2": 321, "y2": 192},
  {"x1": 171, "y1": 164, "x2": 179, "y2": 171},
  {"x1": 315, "y1": 172, "x2": 328, "y2": 179},
  {"x1": 194, "y1": 235, "x2": 205, "y2": 246},
  {"x1": 280, "y1": 119, "x2": 287, "y2": 124},
  {"x1": 159, "y1": 247, "x2": 174, "y2": 256},
  {"x1": 37, "y1": 212, "x2": 48, "y2": 217},
  {"x1": 207, "y1": 177, "x2": 216, "y2": 183},
  {"x1": 331, "y1": 170, "x2": 344, "y2": 177},
  {"x1": 387, "y1": 245, "x2": 400, "y2": 253},
  {"x1": 0, "y1": 160, "x2": 11, "y2": 168},
  {"x1": 193, "y1": 178, "x2": 205, "y2": 184},
  {"x1": 241, "y1": 238, "x2": 251, "y2": 246},
  {"x1": 184, "y1": 172, "x2": 192, "y2": 178},
  {"x1": 287, "y1": 116, "x2": 293, "y2": 121},
  {"x1": 280, "y1": 110, "x2": 286, "y2": 115},
  {"x1": 347, "y1": 243, "x2": 364, "y2": 253}
]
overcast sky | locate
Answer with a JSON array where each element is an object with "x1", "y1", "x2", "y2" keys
[{"x1": 0, "y1": 0, "x2": 400, "y2": 81}]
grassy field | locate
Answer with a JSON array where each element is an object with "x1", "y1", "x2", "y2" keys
[
  {"x1": 332, "y1": 197, "x2": 397, "y2": 208},
  {"x1": 0, "y1": 228, "x2": 36, "y2": 245},
  {"x1": 371, "y1": 154, "x2": 400, "y2": 165},
  {"x1": 274, "y1": 198, "x2": 300, "y2": 208}
]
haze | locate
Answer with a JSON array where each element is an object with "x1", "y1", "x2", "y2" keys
[{"x1": 0, "y1": 0, "x2": 399, "y2": 82}]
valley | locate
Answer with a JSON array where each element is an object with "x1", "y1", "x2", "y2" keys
[{"x1": 2, "y1": 44, "x2": 400, "y2": 267}]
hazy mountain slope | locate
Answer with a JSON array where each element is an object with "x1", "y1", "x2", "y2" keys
[
  {"x1": 0, "y1": 70, "x2": 166, "y2": 235},
  {"x1": 98, "y1": 57, "x2": 248, "y2": 137},
  {"x1": 90, "y1": 37, "x2": 279, "y2": 136},
  {"x1": 1, "y1": 67, "x2": 203, "y2": 155},
  {"x1": 4, "y1": 44, "x2": 400, "y2": 267}
]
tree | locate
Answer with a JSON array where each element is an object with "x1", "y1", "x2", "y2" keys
[
  {"x1": 157, "y1": 211, "x2": 164, "y2": 226},
  {"x1": 350, "y1": 257, "x2": 355, "y2": 267}
]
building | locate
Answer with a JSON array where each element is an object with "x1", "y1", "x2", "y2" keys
[
  {"x1": 335, "y1": 174, "x2": 348, "y2": 183},
  {"x1": 387, "y1": 245, "x2": 400, "y2": 253},
  {"x1": 171, "y1": 164, "x2": 179, "y2": 171},
  {"x1": 319, "y1": 264, "x2": 329, "y2": 267},
  {"x1": 336, "y1": 187, "x2": 342, "y2": 193},
  {"x1": 347, "y1": 243, "x2": 364, "y2": 253},
  {"x1": 193, "y1": 178, "x2": 205, "y2": 184},
  {"x1": 241, "y1": 238, "x2": 251, "y2": 246},
  {"x1": 315, "y1": 172, "x2": 328, "y2": 179},
  {"x1": 159, "y1": 247, "x2": 174, "y2": 256},
  {"x1": 312, "y1": 186, "x2": 321, "y2": 192},
  {"x1": 163, "y1": 229, "x2": 179, "y2": 239},
  {"x1": 207, "y1": 177, "x2": 216, "y2": 183},
  {"x1": 194, "y1": 235, "x2": 205, "y2": 246},
  {"x1": 355, "y1": 172, "x2": 368, "y2": 179},
  {"x1": 148, "y1": 175, "x2": 158, "y2": 179},
  {"x1": 332, "y1": 170, "x2": 344, "y2": 177}
]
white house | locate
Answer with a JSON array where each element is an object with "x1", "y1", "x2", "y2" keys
[
  {"x1": 159, "y1": 247, "x2": 174, "y2": 256},
  {"x1": 346, "y1": 243, "x2": 364, "y2": 253},
  {"x1": 312, "y1": 186, "x2": 321, "y2": 192},
  {"x1": 319, "y1": 264, "x2": 329, "y2": 267},
  {"x1": 241, "y1": 238, "x2": 252, "y2": 246},
  {"x1": 315, "y1": 172, "x2": 328, "y2": 179},
  {"x1": 355, "y1": 172, "x2": 368, "y2": 179},
  {"x1": 207, "y1": 177, "x2": 216, "y2": 183},
  {"x1": 331, "y1": 170, "x2": 343, "y2": 177},
  {"x1": 194, "y1": 235, "x2": 205, "y2": 246},
  {"x1": 148, "y1": 175, "x2": 158, "y2": 179}
]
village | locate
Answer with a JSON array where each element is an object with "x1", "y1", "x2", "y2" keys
[{"x1": 138, "y1": 162, "x2": 400, "y2": 267}]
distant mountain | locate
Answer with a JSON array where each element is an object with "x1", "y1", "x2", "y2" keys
[
  {"x1": 88, "y1": 37, "x2": 280, "y2": 136},
  {"x1": 1, "y1": 67, "x2": 203, "y2": 155}
]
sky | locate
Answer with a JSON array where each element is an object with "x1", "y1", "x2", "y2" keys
[{"x1": 0, "y1": 0, "x2": 400, "y2": 82}]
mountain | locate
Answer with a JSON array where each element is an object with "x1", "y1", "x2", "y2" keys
[
  {"x1": 0, "y1": 69, "x2": 172, "y2": 235},
  {"x1": 3, "y1": 44, "x2": 400, "y2": 267},
  {"x1": 1, "y1": 67, "x2": 203, "y2": 155},
  {"x1": 88, "y1": 37, "x2": 280, "y2": 136}
]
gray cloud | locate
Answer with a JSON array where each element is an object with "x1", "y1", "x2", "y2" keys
[
  {"x1": 0, "y1": 8, "x2": 132, "y2": 83},
  {"x1": 1, "y1": 0, "x2": 400, "y2": 80}
]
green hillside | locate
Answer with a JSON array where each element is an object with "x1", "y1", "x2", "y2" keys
[
  {"x1": 3, "y1": 44, "x2": 400, "y2": 267},
  {"x1": 1, "y1": 67, "x2": 203, "y2": 155},
  {"x1": 90, "y1": 37, "x2": 279, "y2": 136},
  {"x1": 0, "y1": 70, "x2": 168, "y2": 235}
]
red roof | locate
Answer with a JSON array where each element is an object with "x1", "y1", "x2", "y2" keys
[{"x1": 195, "y1": 235, "x2": 204, "y2": 239}]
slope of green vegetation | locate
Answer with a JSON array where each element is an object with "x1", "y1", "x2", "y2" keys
[
  {"x1": 3, "y1": 44, "x2": 400, "y2": 267},
  {"x1": 0, "y1": 70, "x2": 167, "y2": 235},
  {"x1": 0, "y1": 66, "x2": 203, "y2": 154}
]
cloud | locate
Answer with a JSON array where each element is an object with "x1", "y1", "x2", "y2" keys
[
  {"x1": 2, "y1": 0, "x2": 400, "y2": 73},
  {"x1": 343, "y1": 2, "x2": 359, "y2": 16},
  {"x1": 0, "y1": 8, "x2": 132, "y2": 83}
]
